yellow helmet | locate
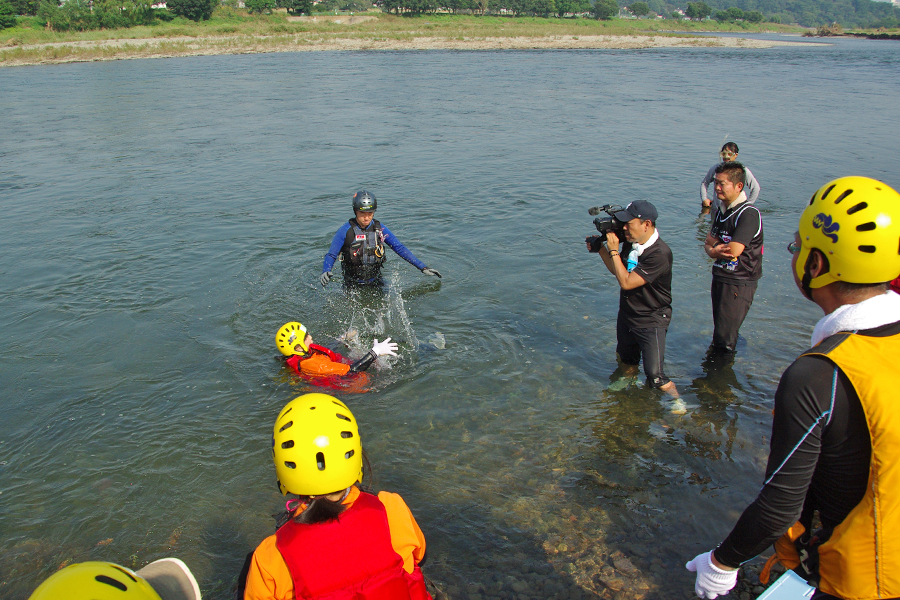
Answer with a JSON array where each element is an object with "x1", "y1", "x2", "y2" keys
[
  {"x1": 29, "y1": 562, "x2": 161, "y2": 600},
  {"x1": 276, "y1": 321, "x2": 309, "y2": 356},
  {"x1": 797, "y1": 176, "x2": 900, "y2": 289},
  {"x1": 273, "y1": 393, "x2": 363, "y2": 496}
]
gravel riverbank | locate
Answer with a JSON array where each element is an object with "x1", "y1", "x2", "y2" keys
[{"x1": 1, "y1": 31, "x2": 822, "y2": 67}]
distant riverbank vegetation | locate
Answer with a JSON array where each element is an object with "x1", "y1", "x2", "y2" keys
[{"x1": 0, "y1": 0, "x2": 896, "y2": 39}]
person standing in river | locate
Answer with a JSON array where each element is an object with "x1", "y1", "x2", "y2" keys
[
  {"x1": 686, "y1": 176, "x2": 900, "y2": 600},
  {"x1": 704, "y1": 162, "x2": 763, "y2": 355},
  {"x1": 700, "y1": 143, "x2": 761, "y2": 211},
  {"x1": 587, "y1": 200, "x2": 678, "y2": 397},
  {"x1": 320, "y1": 190, "x2": 441, "y2": 288}
]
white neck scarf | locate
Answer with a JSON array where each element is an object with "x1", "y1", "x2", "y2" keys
[
  {"x1": 719, "y1": 191, "x2": 747, "y2": 214},
  {"x1": 626, "y1": 229, "x2": 659, "y2": 272},
  {"x1": 810, "y1": 291, "x2": 900, "y2": 347}
]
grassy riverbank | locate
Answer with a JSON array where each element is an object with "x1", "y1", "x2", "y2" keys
[{"x1": 0, "y1": 11, "x2": 808, "y2": 67}]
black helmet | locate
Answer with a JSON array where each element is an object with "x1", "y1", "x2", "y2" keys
[{"x1": 352, "y1": 190, "x2": 377, "y2": 212}]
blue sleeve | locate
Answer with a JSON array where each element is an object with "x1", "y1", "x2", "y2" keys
[
  {"x1": 381, "y1": 225, "x2": 427, "y2": 271},
  {"x1": 323, "y1": 223, "x2": 351, "y2": 273}
]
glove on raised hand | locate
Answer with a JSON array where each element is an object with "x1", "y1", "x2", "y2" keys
[
  {"x1": 320, "y1": 271, "x2": 333, "y2": 287},
  {"x1": 685, "y1": 551, "x2": 738, "y2": 599},
  {"x1": 421, "y1": 267, "x2": 442, "y2": 279},
  {"x1": 371, "y1": 337, "x2": 398, "y2": 357}
]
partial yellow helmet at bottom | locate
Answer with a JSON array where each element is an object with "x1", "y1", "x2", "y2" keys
[
  {"x1": 797, "y1": 176, "x2": 900, "y2": 288},
  {"x1": 273, "y1": 393, "x2": 363, "y2": 497},
  {"x1": 29, "y1": 562, "x2": 161, "y2": 600},
  {"x1": 276, "y1": 321, "x2": 309, "y2": 356}
]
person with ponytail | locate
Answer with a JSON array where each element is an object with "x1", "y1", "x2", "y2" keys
[{"x1": 243, "y1": 393, "x2": 432, "y2": 600}]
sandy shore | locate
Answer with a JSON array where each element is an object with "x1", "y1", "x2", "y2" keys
[{"x1": 1, "y1": 31, "x2": 823, "y2": 67}]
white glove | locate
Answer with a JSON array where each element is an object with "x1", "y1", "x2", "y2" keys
[
  {"x1": 320, "y1": 271, "x2": 333, "y2": 286},
  {"x1": 421, "y1": 267, "x2": 442, "y2": 278},
  {"x1": 371, "y1": 337, "x2": 398, "y2": 357},
  {"x1": 685, "y1": 551, "x2": 738, "y2": 599}
]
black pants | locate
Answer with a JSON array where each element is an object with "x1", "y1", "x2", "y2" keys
[
  {"x1": 711, "y1": 278, "x2": 757, "y2": 353},
  {"x1": 616, "y1": 313, "x2": 671, "y2": 388}
]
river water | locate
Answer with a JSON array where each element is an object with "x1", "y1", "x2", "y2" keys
[{"x1": 2, "y1": 35, "x2": 899, "y2": 599}]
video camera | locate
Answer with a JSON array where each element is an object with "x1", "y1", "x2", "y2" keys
[{"x1": 586, "y1": 204, "x2": 625, "y2": 253}]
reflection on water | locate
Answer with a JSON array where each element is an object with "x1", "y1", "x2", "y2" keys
[{"x1": 1, "y1": 37, "x2": 899, "y2": 599}]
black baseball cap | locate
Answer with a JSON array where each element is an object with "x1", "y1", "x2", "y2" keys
[{"x1": 614, "y1": 200, "x2": 658, "y2": 223}]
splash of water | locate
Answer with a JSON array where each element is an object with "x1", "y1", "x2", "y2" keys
[{"x1": 327, "y1": 270, "x2": 421, "y2": 368}]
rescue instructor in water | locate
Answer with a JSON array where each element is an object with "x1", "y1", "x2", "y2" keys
[
  {"x1": 686, "y1": 176, "x2": 900, "y2": 600},
  {"x1": 320, "y1": 190, "x2": 441, "y2": 287},
  {"x1": 242, "y1": 393, "x2": 433, "y2": 600}
]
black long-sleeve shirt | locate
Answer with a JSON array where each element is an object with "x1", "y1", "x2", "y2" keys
[{"x1": 714, "y1": 321, "x2": 900, "y2": 567}]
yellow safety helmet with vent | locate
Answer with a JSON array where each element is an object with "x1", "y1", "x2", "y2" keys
[
  {"x1": 272, "y1": 393, "x2": 363, "y2": 496},
  {"x1": 29, "y1": 562, "x2": 161, "y2": 600},
  {"x1": 797, "y1": 176, "x2": 900, "y2": 289},
  {"x1": 276, "y1": 322, "x2": 309, "y2": 356}
]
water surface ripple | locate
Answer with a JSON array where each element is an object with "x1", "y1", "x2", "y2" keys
[{"x1": 1, "y1": 37, "x2": 899, "y2": 599}]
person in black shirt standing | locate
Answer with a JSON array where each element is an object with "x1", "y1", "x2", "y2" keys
[
  {"x1": 686, "y1": 177, "x2": 900, "y2": 600},
  {"x1": 588, "y1": 200, "x2": 677, "y2": 395},
  {"x1": 704, "y1": 162, "x2": 764, "y2": 354}
]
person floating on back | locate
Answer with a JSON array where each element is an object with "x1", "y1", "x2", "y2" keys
[
  {"x1": 700, "y1": 142, "x2": 761, "y2": 211},
  {"x1": 242, "y1": 393, "x2": 433, "y2": 600},
  {"x1": 320, "y1": 190, "x2": 441, "y2": 288},
  {"x1": 276, "y1": 321, "x2": 396, "y2": 391}
]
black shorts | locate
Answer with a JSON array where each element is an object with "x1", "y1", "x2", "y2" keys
[{"x1": 616, "y1": 312, "x2": 671, "y2": 388}]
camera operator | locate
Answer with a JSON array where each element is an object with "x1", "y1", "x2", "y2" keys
[{"x1": 587, "y1": 200, "x2": 677, "y2": 395}]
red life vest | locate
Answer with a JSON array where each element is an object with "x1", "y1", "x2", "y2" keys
[{"x1": 274, "y1": 492, "x2": 431, "y2": 600}]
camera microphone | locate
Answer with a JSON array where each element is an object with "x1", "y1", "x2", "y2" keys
[{"x1": 588, "y1": 205, "x2": 611, "y2": 216}]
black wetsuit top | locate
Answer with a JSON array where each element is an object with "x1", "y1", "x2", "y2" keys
[{"x1": 714, "y1": 321, "x2": 900, "y2": 567}]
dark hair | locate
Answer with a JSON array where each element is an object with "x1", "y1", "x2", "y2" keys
[
  {"x1": 294, "y1": 494, "x2": 348, "y2": 525},
  {"x1": 290, "y1": 452, "x2": 373, "y2": 526},
  {"x1": 832, "y1": 281, "x2": 889, "y2": 296},
  {"x1": 715, "y1": 161, "x2": 746, "y2": 186},
  {"x1": 721, "y1": 142, "x2": 739, "y2": 154}
]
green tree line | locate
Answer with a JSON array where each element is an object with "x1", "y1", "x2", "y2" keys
[
  {"x1": 682, "y1": 0, "x2": 898, "y2": 26},
  {"x1": 2, "y1": 0, "x2": 896, "y2": 33},
  {"x1": 379, "y1": 0, "x2": 896, "y2": 26}
]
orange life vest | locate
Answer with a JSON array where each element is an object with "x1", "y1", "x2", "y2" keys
[
  {"x1": 284, "y1": 347, "x2": 369, "y2": 393},
  {"x1": 805, "y1": 329, "x2": 900, "y2": 600}
]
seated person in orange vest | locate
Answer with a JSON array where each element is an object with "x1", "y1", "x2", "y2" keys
[
  {"x1": 276, "y1": 321, "x2": 397, "y2": 382},
  {"x1": 28, "y1": 557, "x2": 201, "y2": 600},
  {"x1": 242, "y1": 393, "x2": 433, "y2": 600}
]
